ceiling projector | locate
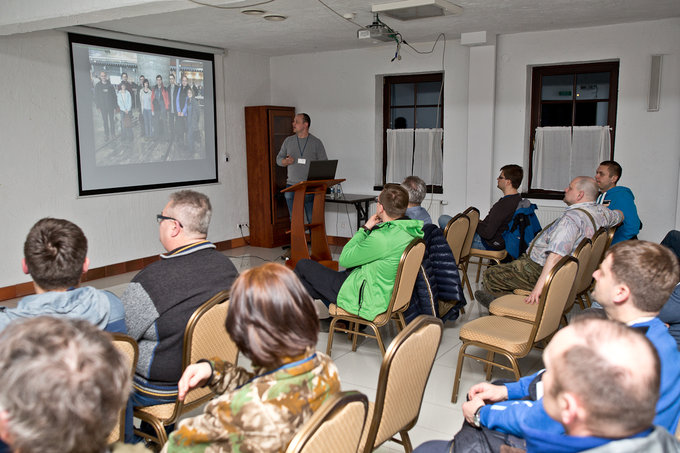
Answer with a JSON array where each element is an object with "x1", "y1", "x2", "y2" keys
[{"x1": 357, "y1": 15, "x2": 397, "y2": 42}]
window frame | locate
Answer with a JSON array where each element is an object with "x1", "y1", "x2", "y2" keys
[
  {"x1": 526, "y1": 61, "x2": 619, "y2": 199},
  {"x1": 376, "y1": 72, "x2": 444, "y2": 193}
]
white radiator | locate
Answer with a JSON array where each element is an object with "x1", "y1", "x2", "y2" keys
[{"x1": 535, "y1": 205, "x2": 566, "y2": 227}]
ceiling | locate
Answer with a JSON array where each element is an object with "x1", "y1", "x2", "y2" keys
[{"x1": 5, "y1": 0, "x2": 680, "y2": 56}]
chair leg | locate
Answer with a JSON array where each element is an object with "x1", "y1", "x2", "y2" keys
[
  {"x1": 373, "y1": 324, "x2": 386, "y2": 356},
  {"x1": 351, "y1": 322, "x2": 359, "y2": 352},
  {"x1": 461, "y1": 261, "x2": 473, "y2": 299},
  {"x1": 576, "y1": 294, "x2": 586, "y2": 310},
  {"x1": 451, "y1": 344, "x2": 468, "y2": 403},
  {"x1": 560, "y1": 314, "x2": 569, "y2": 327},
  {"x1": 485, "y1": 351, "x2": 494, "y2": 381},
  {"x1": 400, "y1": 430, "x2": 413, "y2": 453},
  {"x1": 509, "y1": 356, "x2": 521, "y2": 381},
  {"x1": 584, "y1": 292, "x2": 593, "y2": 308},
  {"x1": 394, "y1": 312, "x2": 406, "y2": 331},
  {"x1": 325, "y1": 318, "x2": 337, "y2": 356},
  {"x1": 474, "y1": 257, "x2": 484, "y2": 283}
]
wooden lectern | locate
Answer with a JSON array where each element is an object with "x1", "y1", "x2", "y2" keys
[{"x1": 282, "y1": 178, "x2": 345, "y2": 270}]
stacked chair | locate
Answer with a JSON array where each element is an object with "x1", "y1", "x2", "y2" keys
[{"x1": 451, "y1": 255, "x2": 579, "y2": 403}]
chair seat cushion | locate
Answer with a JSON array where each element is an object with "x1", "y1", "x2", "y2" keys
[
  {"x1": 489, "y1": 294, "x2": 538, "y2": 322},
  {"x1": 469, "y1": 248, "x2": 507, "y2": 260},
  {"x1": 328, "y1": 304, "x2": 389, "y2": 324},
  {"x1": 134, "y1": 403, "x2": 175, "y2": 422},
  {"x1": 459, "y1": 316, "x2": 534, "y2": 355}
]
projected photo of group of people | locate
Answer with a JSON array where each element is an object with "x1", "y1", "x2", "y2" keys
[
  {"x1": 70, "y1": 33, "x2": 217, "y2": 196},
  {"x1": 91, "y1": 54, "x2": 205, "y2": 165}
]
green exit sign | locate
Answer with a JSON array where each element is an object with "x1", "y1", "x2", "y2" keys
[{"x1": 558, "y1": 90, "x2": 572, "y2": 96}]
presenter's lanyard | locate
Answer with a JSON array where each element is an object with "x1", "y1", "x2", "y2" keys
[
  {"x1": 237, "y1": 353, "x2": 317, "y2": 389},
  {"x1": 297, "y1": 136, "x2": 309, "y2": 157}
]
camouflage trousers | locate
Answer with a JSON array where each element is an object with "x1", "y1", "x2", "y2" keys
[{"x1": 482, "y1": 254, "x2": 543, "y2": 296}]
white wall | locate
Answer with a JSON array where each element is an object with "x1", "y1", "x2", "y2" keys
[
  {"x1": 493, "y1": 18, "x2": 680, "y2": 241},
  {"x1": 270, "y1": 41, "x2": 470, "y2": 236},
  {"x1": 0, "y1": 31, "x2": 269, "y2": 287}
]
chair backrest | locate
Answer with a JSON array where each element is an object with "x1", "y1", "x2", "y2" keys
[
  {"x1": 571, "y1": 238, "x2": 594, "y2": 296},
  {"x1": 285, "y1": 391, "x2": 368, "y2": 453},
  {"x1": 532, "y1": 255, "x2": 579, "y2": 343},
  {"x1": 605, "y1": 223, "x2": 621, "y2": 250},
  {"x1": 170, "y1": 290, "x2": 237, "y2": 421},
  {"x1": 461, "y1": 207, "x2": 480, "y2": 261},
  {"x1": 443, "y1": 213, "x2": 469, "y2": 264},
  {"x1": 388, "y1": 239, "x2": 427, "y2": 314},
  {"x1": 108, "y1": 333, "x2": 139, "y2": 445},
  {"x1": 577, "y1": 227, "x2": 608, "y2": 295},
  {"x1": 360, "y1": 315, "x2": 443, "y2": 452}
]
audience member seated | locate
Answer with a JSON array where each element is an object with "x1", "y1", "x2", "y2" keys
[
  {"x1": 294, "y1": 184, "x2": 424, "y2": 321},
  {"x1": 416, "y1": 317, "x2": 680, "y2": 453},
  {"x1": 0, "y1": 317, "x2": 132, "y2": 453},
  {"x1": 659, "y1": 282, "x2": 680, "y2": 349},
  {"x1": 661, "y1": 230, "x2": 680, "y2": 262},
  {"x1": 476, "y1": 176, "x2": 622, "y2": 307},
  {"x1": 402, "y1": 175, "x2": 432, "y2": 224},
  {"x1": 438, "y1": 164, "x2": 523, "y2": 251},
  {"x1": 419, "y1": 240, "x2": 680, "y2": 452},
  {"x1": 121, "y1": 190, "x2": 238, "y2": 440},
  {"x1": 595, "y1": 160, "x2": 640, "y2": 244},
  {"x1": 407, "y1": 222, "x2": 466, "y2": 323},
  {"x1": 0, "y1": 217, "x2": 126, "y2": 333},
  {"x1": 163, "y1": 263, "x2": 340, "y2": 452}
]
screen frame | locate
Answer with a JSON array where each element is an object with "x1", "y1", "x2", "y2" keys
[{"x1": 68, "y1": 32, "x2": 219, "y2": 196}]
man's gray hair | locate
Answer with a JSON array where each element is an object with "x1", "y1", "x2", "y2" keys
[
  {"x1": 0, "y1": 317, "x2": 130, "y2": 453},
  {"x1": 401, "y1": 176, "x2": 427, "y2": 205},
  {"x1": 169, "y1": 190, "x2": 212, "y2": 235},
  {"x1": 574, "y1": 176, "x2": 599, "y2": 201}
]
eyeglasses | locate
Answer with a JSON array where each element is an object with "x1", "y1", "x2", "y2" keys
[
  {"x1": 375, "y1": 197, "x2": 382, "y2": 205},
  {"x1": 497, "y1": 175, "x2": 507, "y2": 180},
  {"x1": 156, "y1": 214, "x2": 183, "y2": 228}
]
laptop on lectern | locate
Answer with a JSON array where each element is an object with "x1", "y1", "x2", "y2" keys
[{"x1": 306, "y1": 159, "x2": 338, "y2": 181}]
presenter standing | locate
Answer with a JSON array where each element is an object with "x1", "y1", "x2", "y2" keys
[{"x1": 276, "y1": 113, "x2": 327, "y2": 223}]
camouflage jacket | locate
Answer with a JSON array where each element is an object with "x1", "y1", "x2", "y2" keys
[{"x1": 163, "y1": 351, "x2": 340, "y2": 453}]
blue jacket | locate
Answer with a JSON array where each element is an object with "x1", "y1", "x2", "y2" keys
[
  {"x1": 406, "y1": 223, "x2": 466, "y2": 323},
  {"x1": 598, "y1": 186, "x2": 640, "y2": 244},
  {"x1": 659, "y1": 283, "x2": 680, "y2": 349},
  {"x1": 480, "y1": 317, "x2": 680, "y2": 436},
  {"x1": 0, "y1": 287, "x2": 126, "y2": 333}
]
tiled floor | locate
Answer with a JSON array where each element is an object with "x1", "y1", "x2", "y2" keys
[{"x1": 3, "y1": 244, "x2": 547, "y2": 451}]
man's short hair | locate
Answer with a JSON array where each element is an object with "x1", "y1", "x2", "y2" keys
[
  {"x1": 500, "y1": 164, "x2": 523, "y2": 189},
  {"x1": 379, "y1": 184, "x2": 409, "y2": 219},
  {"x1": 573, "y1": 176, "x2": 600, "y2": 201},
  {"x1": 0, "y1": 317, "x2": 130, "y2": 453},
  {"x1": 23, "y1": 218, "x2": 87, "y2": 290},
  {"x1": 156, "y1": 74, "x2": 162, "y2": 80},
  {"x1": 548, "y1": 317, "x2": 659, "y2": 437},
  {"x1": 298, "y1": 112, "x2": 311, "y2": 128},
  {"x1": 607, "y1": 240, "x2": 680, "y2": 312},
  {"x1": 599, "y1": 160, "x2": 622, "y2": 181},
  {"x1": 168, "y1": 190, "x2": 212, "y2": 235},
  {"x1": 121, "y1": 72, "x2": 127, "y2": 77},
  {"x1": 225, "y1": 263, "x2": 318, "y2": 368},
  {"x1": 401, "y1": 176, "x2": 427, "y2": 205}
]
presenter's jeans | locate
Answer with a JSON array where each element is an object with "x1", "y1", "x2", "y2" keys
[{"x1": 284, "y1": 185, "x2": 314, "y2": 224}]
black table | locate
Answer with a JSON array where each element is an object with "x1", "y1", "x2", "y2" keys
[{"x1": 325, "y1": 193, "x2": 376, "y2": 230}]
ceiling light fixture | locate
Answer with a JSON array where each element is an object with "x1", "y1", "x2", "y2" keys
[
  {"x1": 372, "y1": 0, "x2": 463, "y2": 21},
  {"x1": 241, "y1": 9, "x2": 266, "y2": 15},
  {"x1": 263, "y1": 14, "x2": 287, "y2": 21}
]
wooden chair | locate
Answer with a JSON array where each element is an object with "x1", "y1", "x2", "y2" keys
[
  {"x1": 285, "y1": 391, "x2": 368, "y2": 453},
  {"x1": 133, "y1": 290, "x2": 238, "y2": 447},
  {"x1": 443, "y1": 213, "x2": 469, "y2": 264},
  {"x1": 326, "y1": 239, "x2": 425, "y2": 356},
  {"x1": 488, "y1": 237, "x2": 590, "y2": 324},
  {"x1": 359, "y1": 315, "x2": 443, "y2": 453},
  {"x1": 459, "y1": 207, "x2": 480, "y2": 299},
  {"x1": 451, "y1": 255, "x2": 578, "y2": 403},
  {"x1": 108, "y1": 333, "x2": 139, "y2": 445}
]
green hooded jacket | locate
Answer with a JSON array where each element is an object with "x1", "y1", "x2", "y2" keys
[{"x1": 337, "y1": 219, "x2": 424, "y2": 320}]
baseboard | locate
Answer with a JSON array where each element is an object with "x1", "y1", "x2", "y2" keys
[{"x1": 0, "y1": 236, "x2": 250, "y2": 302}]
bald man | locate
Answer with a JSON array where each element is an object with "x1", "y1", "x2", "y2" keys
[{"x1": 476, "y1": 176, "x2": 623, "y2": 306}]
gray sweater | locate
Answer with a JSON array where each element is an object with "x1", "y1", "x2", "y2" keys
[{"x1": 276, "y1": 133, "x2": 327, "y2": 185}]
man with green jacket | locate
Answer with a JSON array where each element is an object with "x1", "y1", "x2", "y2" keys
[{"x1": 295, "y1": 184, "x2": 424, "y2": 321}]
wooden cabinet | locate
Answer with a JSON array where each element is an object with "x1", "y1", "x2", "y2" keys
[{"x1": 245, "y1": 106, "x2": 295, "y2": 247}]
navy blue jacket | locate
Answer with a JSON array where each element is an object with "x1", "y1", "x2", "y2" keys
[{"x1": 406, "y1": 224, "x2": 466, "y2": 323}]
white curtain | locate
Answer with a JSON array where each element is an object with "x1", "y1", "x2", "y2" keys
[
  {"x1": 386, "y1": 128, "x2": 443, "y2": 185},
  {"x1": 386, "y1": 129, "x2": 413, "y2": 184},
  {"x1": 413, "y1": 129, "x2": 444, "y2": 186},
  {"x1": 532, "y1": 126, "x2": 611, "y2": 191}
]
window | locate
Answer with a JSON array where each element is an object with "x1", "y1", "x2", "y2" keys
[
  {"x1": 378, "y1": 73, "x2": 444, "y2": 193},
  {"x1": 527, "y1": 62, "x2": 619, "y2": 197}
]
